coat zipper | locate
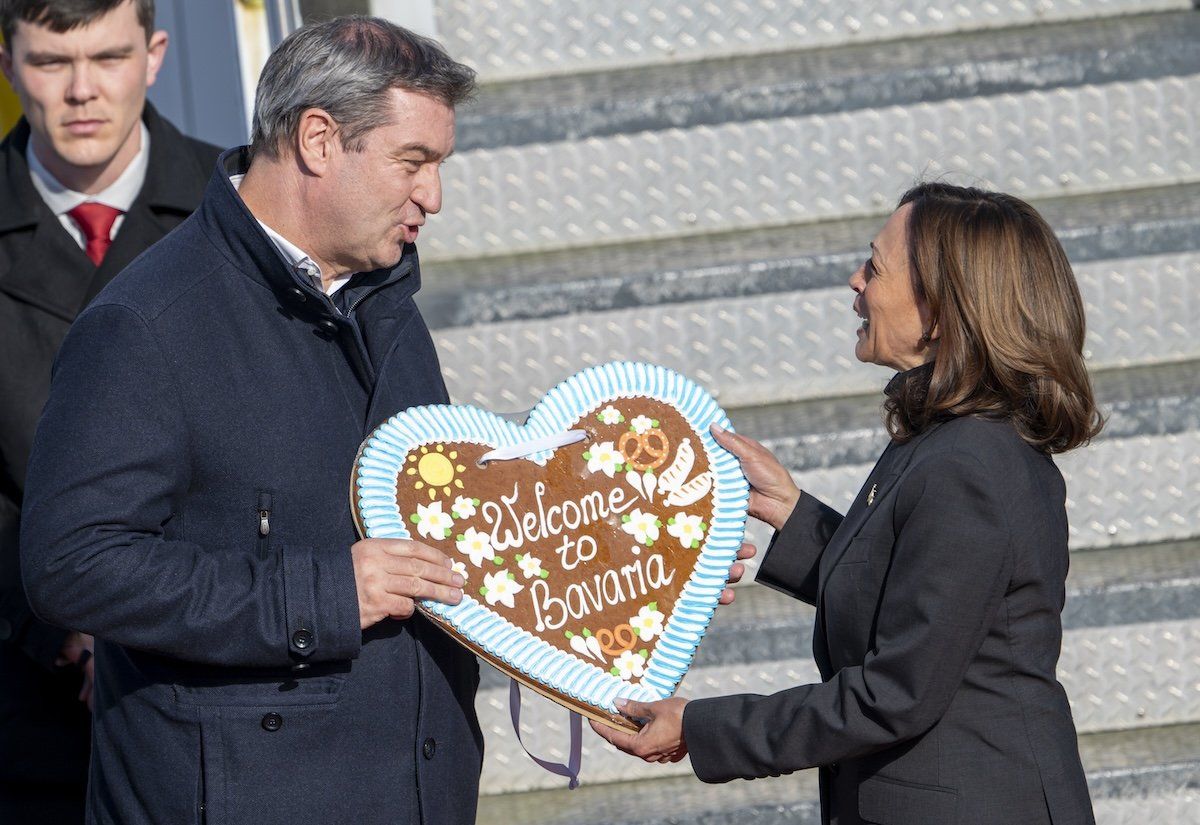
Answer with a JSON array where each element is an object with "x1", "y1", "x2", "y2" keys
[{"x1": 257, "y1": 492, "x2": 272, "y2": 557}]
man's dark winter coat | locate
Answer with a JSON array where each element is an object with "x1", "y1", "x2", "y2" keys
[{"x1": 20, "y1": 148, "x2": 483, "y2": 824}]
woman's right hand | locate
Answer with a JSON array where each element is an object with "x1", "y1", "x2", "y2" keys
[{"x1": 710, "y1": 423, "x2": 801, "y2": 531}]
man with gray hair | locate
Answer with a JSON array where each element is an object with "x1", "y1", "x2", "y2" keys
[{"x1": 21, "y1": 17, "x2": 482, "y2": 824}]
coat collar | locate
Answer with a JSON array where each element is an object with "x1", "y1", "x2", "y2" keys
[
  {"x1": 0, "y1": 103, "x2": 202, "y2": 235},
  {"x1": 197, "y1": 147, "x2": 420, "y2": 305},
  {"x1": 0, "y1": 104, "x2": 217, "y2": 320},
  {"x1": 817, "y1": 414, "x2": 947, "y2": 587},
  {"x1": 137, "y1": 103, "x2": 211, "y2": 215},
  {"x1": 0, "y1": 118, "x2": 49, "y2": 234}
]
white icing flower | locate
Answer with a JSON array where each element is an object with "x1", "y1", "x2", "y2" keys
[
  {"x1": 481, "y1": 569, "x2": 523, "y2": 609},
  {"x1": 612, "y1": 649, "x2": 646, "y2": 681},
  {"x1": 584, "y1": 441, "x2": 623, "y2": 478},
  {"x1": 667, "y1": 512, "x2": 707, "y2": 550},
  {"x1": 630, "y1": 414, "x2": 655, "y2": 435},
  {"x1": 451, "y1": 560, "x2": 469, "y2": 581},
  {"x1": 413, "y1": 501, "x2": 453, "y2": 540},
  {"x1": 621, "y1": 508, "x2": 662, "y2": 546},
  {"x1": 629, "y1": 604, "x2": 666, "y2": 642},
  {"x1": 456, "y1": 526, "x2": 495, "y2": 567},
  {"x1": 516, "y1": 554, "x2": 545, "y2": 579},
  {"x1": 597, "y1": 405, "x2": 624, "y2": 425},
  {"x1": 452, "y1": 495, "x2": 478, "y2": 519}
]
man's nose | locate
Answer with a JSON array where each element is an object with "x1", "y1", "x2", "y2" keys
[
  {"x1": 65, "y1": 62, "x2": 99, "y2": 104},
  {"x1": 412, "y1": 165, "x2": 443, "y2": 215}
]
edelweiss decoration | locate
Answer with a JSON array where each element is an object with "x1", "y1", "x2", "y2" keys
[{"x1": 351, "y1": 362, "x2": 749, "y2": 730}]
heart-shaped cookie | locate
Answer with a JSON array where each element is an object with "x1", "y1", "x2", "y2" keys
[{"x1": 351, "y1": 362, "x2": 749, "y2": 730}]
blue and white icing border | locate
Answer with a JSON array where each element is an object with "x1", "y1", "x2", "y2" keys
[{"x1": 354, "y1": 361, "x2": 750, "y2": 713}]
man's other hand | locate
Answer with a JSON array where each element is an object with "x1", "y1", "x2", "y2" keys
[
  {"x1": 352, "y1": 538, "x2": 464, "y2": 628},
  {"x1": 56, "y1": 631, "x2": 95, "y2": 711}
]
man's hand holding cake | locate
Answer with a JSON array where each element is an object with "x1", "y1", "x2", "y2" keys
[{"x1": 352, "y1": 539, "x2": 465, "y2": 628}]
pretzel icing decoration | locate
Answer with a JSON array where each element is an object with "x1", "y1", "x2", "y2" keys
[
  {"x1": 618, "y1": 429, "x2": 671, "y2": 472},
  {"x1": 596, "y1": 624, "x2": 639, "y2": 656}
]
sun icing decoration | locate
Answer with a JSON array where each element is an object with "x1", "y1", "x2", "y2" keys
[{"x1": 406, "y1": 444, "x2": 466, "y2": 500}]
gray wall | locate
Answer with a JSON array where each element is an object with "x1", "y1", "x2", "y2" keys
[{"x1": 148, "y1": 0, "x2": 248, "y2": 150}]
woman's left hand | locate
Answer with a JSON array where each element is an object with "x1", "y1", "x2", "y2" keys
[{"x1": 589, "y1": 697, "x2": 689, "y2": 763}]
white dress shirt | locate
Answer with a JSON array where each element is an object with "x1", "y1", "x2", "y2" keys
[
  {"x1": 27, "y1": 122, "x2": 150, "y2": 250},
  {"x1": 229, "y1": 173, "x2": 351, "y2": 297}
]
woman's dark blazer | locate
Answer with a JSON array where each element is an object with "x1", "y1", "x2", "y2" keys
[{"x1": 682, "y1": 414, "x2": 1096, "y2": 825}]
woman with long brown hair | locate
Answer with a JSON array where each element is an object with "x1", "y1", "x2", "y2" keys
[{"x1": 596, "y1": 182, "x2": 1103, "y2": 825}]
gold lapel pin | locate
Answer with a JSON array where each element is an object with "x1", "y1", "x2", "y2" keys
[{"x1": 867, "y1": 483, "x2": 877, "y2": 506}]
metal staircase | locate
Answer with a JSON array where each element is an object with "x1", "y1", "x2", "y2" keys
[{"x1": 413, "y1": 2, "x2": 1200, "y2": 821}]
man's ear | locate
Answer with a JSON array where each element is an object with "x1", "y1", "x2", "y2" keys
[
  {"x1": 144, "y1": 30, "x2": 168, "y2": 88},
  {"x1": 294, "y1": 108, "x2": 338, "y2": 175}
]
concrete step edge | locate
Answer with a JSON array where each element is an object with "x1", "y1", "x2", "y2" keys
[
  {"x1": 472, "y1": 723, "x2": 1200, "y2": 821},
  {"x1": 433, "y1": 251, "x2": 1199, "y2": 412},
  {"x1": 735, "y1": 358, "x2": 1200, "y2": 474},
  {"x1": 424, "y1": 73, "x2": 1200, "y2": 261},
  {"x1": 472, "y1": 537, "x2": 1200, "y2": 694},
  {"x1": 440, "y1": 0, "x2": 1192, "y2": 85},
  {"x1": 420, "y1": 183, "x2": 1200, "y2": 331},
  {"x1": 456, "y1": 11, "x2": 1200, "y2": 152}
]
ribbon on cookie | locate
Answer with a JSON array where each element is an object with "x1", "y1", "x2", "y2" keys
[
  {"x1": 509, "y1": 680, "x2": 583, "y2": 789},
  {"x1": 489, "y1": 426, "x2": 589, "y2": 787},
  {"x1": 478, "y1": 429, "x2": 587, "y2": 465}
]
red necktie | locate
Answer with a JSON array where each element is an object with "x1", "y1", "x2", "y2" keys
[{"x1": 67, "y1": 202, "x2": 122, "y2": 266}]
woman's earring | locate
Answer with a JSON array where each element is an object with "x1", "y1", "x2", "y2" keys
[{"x1": 920, "y1": 330, "x2": 932, "y2": 343}]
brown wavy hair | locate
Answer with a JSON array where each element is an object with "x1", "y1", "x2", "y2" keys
[{"x1": 883, "y1": 183, "x2": 1103, "y2": 453}]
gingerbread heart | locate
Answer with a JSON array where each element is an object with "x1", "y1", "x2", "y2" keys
[{"x1": 351, "y1": 362, "x2": 749, "y2": 730}]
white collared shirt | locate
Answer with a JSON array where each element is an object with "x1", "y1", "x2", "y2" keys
[
  {"x1": 27, "y1": 122, "x2": 150, "y2": 250},
  {"x1": 229, "y1": 173, "x2": 351, "y2": 297}
]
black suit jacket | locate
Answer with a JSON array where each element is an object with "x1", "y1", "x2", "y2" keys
[
  {"x1": 683, "y1": 415, "x2": 1095, "y2": 825},
  {"x1": 0, "y1": 104, "x2": 220, "y2": 784}
]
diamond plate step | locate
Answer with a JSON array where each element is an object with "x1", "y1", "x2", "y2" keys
[
  {"x1": 437, "y1": 0, "x2": 1192, "y2": 83},
  {"x1": 733, "y1": 357, "x2": 1200, "y2": 473},
  {"x1": 419, "y1": 183, "x2": 1200, "y2": 329},
  {"x1": 731, "y1": 359, "x2": 1200, "y2": 565},
  {"x1": 430, "y1": 248, "x2": 1199, "y2": 412},
  {"x1": 427, "y1": 70, "x2": 1200, "y2": 261},
  {"x1": 475, "y1": 537, "x2": 1200, "y2": 693},
  {"x1": 456, "y1": 10, "x2": 1200, "y2": 151},
  {"x1": 473, "y1": 723, "x2": 1200, "y2": 823},
  {"x1": 747, "y1": 426, "x2": 1200, "y2": 557},
  {"x1": 474, "y1": 615, "x2": 1200, "y2": 794}
]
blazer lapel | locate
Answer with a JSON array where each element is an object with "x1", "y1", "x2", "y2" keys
[
  {"x1": 817, "y1": 421, "x2": 948, "y2": 594},
  {"x1": 0, "y1": 120, "x2": 97, "y2": 321},
  {"x1": 817, "y1": 449, "x2": 899, "y2": 584},
  {"x1": 0, "y1": 215, "x2": 97, "y2": 322}
]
